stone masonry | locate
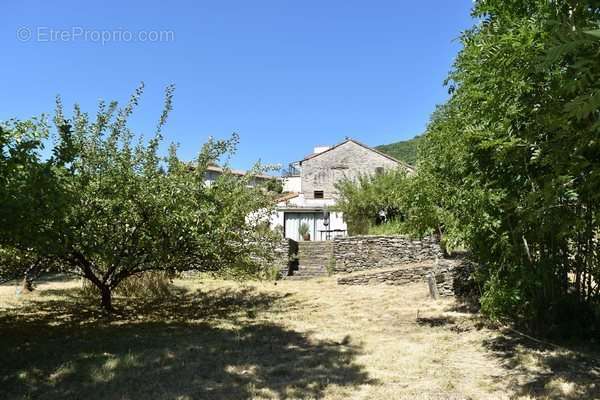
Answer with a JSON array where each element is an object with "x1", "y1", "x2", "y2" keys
[
  {"x1": 273, "y1": 238, "x2": 298, "y2": 277},
  {"x1": 301, "y1": 140, "x2": 401, "y2": 200},
  {"x1": 285, "y1": 241, "x2": 332, "y2": 279},
  {"x1": 336, "y1": 258, "x2": 474, "y2": 297},
  {"x1": 275, "y1": 234, "x2": 473, "y2": 297},
  {"x1": 332, "y1": 235, "x2": 443, "y2": 273}
]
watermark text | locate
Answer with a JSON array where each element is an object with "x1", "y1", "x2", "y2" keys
[{"x1": 16, "y1": 26, "x2": 175, "y2": 44}]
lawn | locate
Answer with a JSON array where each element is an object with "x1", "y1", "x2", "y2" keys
[{"x1": 0, "y1": 275, "x2": 598, "y2": 400}]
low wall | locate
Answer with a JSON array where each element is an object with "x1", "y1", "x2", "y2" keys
[
  {"x1": 332, "y1": 235, "x2": 443, "y2": 273},
  {"x1": 337, "y1": 263, "x2": 437, "y2": 286},
  {"x1": 337, "y1": 258, "x2": 475, "y2": 297},
  {"x1": 273, "y1": 238, "x2": 298, "y2": 277}
]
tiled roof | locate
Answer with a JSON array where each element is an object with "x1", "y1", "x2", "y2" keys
[{"x1": 275, "y1": 192, "x2": 299, "y2": 203}]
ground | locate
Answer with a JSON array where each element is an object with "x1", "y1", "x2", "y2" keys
[{"x1": 0, "y1": 275, "x2": 598, "y2": 400}]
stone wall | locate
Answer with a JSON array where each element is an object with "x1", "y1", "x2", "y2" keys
[
  {"x1": 336, "y1": 263, "x2": 436, "y2": 286},
  {"x1": 434, "y1": 259, "x2": 475, "y2": 297},
  {"x1": 301, "y1": 141, "x2": 400, "y2": 200},
  {"x1": 273, "y1": 238, "x2": 298, "y2": 277},
  {"x1": 337, "y1": 258, "x2": 475, "y2": 297},
  {"x1": 332, "y1": 235, "x2": 443, "y2": 273}
]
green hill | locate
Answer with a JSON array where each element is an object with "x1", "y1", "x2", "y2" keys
[{"x1": 375, "y1": 135, "x2": 422, "y2": 166}]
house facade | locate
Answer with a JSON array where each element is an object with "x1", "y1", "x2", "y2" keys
[{"x1": 271, "y1": 139, "x2": 413, "y2": 241}]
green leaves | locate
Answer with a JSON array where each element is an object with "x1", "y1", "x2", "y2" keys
[
  {"x1": 1, "y1": 86, "x2": 277, "y2": 310},
  {"x1": 417, "y1": 0, "x2": 600, "y2": 336}
]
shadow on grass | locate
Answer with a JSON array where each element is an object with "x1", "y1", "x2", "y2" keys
[
  {"x1": 446, "y1": 295, "x2": 481, "y2": 314},
  {"x1": 0, "y1": 285, "x2": 373, "y2": 399},
  {"x1": 482, "y1": 331, "x2": 600, "y2": 399},
  {"x1": 0, "y1": 272, "x2": 77, "y2": 287},
  {"x1": 416, "y1": 316, "x2": 456, "y2": 327}
]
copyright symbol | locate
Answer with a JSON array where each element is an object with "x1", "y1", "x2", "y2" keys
[{"x1": 16, "y1": 27, "x2": 32, "y2": 42}]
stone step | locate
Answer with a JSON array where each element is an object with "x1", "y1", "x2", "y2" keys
[
  {"x1": 297, "y1": 252, "x2": 332, "y2": 257},
  {"x1": 298, "y1": 252, "x2": 332, "y2": 257},
  {"x1": 297, "y1": 249, "x2": 331, "y2": 253},
  {"x1": 292, "y1": 241, "x2": 333, "y2": 279},
  {"x1": 299, "y1": 248, "x2": 329, "y2": 251},
  {"x1": 297, "y1": 243, "x2": 333, "y2": 249},
  {"x1": 288, "y1": 274, "x2": 327, "y2": 279},
  {"x1": 291, "y1": 264, "x2": 328, "y2": 277},
  {"x1": 297, "y1": 265, "x2": 326, "y2": 271},
  {"x1": 297, "y1": 255, "x2": 332, "y2": 260},
  {"x1": 297, "y1": 261, "x2": 329, "y2": 268},
  {"x1": 285, "y1": 275, "x2": 324, "y2": 280}
]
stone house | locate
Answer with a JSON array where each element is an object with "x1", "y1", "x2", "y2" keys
[{"x1": 270, "y1": 138, "x2": 413, "y2": 241}]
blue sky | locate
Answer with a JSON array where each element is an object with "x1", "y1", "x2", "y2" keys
[{"x1": 2, "y1": 1, "x2": 474, "y2": 170}]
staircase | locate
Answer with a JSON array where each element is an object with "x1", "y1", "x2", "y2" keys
[{"x1": 288, "y1": 241, "x2": 333, "y2": 279}]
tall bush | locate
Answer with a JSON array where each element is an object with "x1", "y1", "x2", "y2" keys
[{"x1": 418, "y1": 0, "x2": 600, "y2": 336}]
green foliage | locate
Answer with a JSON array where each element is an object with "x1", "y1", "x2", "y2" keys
[
  {"x1": 0, "y1": 116, "x2": 74, "y2": 283},
  {"x1": 334, "y1": 169, "x2": 407, "y2": 235},
  {"x1": 367, "y1": 219, "x2": 404, "y2": 235},
  {"x1": 340, "y1": 0, "x2": 600, "y2": 336},
  {"x1": 261, "y1": 265, "x2": 282, "y2": 281},
  {"x1": 375, "y1": 135, "x2": 422, "y2": 166},
  {"x1": 264, "y1": 178, "x2": 283, "y2": 194},
  {"x1": 334, "y1": 169, "x2": 442, "y2": 239},
  {"x1": 326, "y1": 257, "x2": 336, "y2": 276},
  {"x1": 418, "y1": 0, "x2": 600, "y2": 336},
  {"x1": 81, "y1": 271, "x2": 175, "y2": 300},
  {"x1": 298, "y1": 223, "x2": 310, "y2": 239},
  {"x1": 0, "y1": 85, "x2": 277, "y2": 311}
]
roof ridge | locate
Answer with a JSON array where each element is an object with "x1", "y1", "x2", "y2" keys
[{"x1": 299, "y1": 137, "x2": 415, "y2": 172}]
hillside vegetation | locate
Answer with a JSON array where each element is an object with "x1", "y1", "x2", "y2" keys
[{"x1": 375, "y1": 135, "x2": 422, "y2": 166}]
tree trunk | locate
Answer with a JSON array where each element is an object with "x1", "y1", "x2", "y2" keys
[
  {"x1": 100, "y1": 285, "x2": 114, "y2": 313},
  {"x1": 21, "y1": 263, "x2": 41, "y2": 292},
  {"x1": 71, "y1": 251, "x2": 115, "y2": 313},
  {"x1": 21, "y1": 277, "x2": 34, "y2": 292}
]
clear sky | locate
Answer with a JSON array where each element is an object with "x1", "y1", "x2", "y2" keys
[{"x1": 2, "y1": 1, "x2": 474, "y2": 171}]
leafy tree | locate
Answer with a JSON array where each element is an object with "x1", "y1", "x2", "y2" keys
[
  {"x1": 0, "y1": 117, "x2": 74, "y2": 287},
  {"x1": 264, "y1": 178, "x2": 283, "y2": 194},
  {"x1": 418, "y1": 0, "x2": 600, "y2": 335},
  {"x1": 335, "y1": 169, "x2": 413, "y2": 235},
  {"x1": 1, "y1": 85, "x2": 276, "y2": 312},
  {"x1": 334, "y1": 167, "x2": 447, "y2": 247}
]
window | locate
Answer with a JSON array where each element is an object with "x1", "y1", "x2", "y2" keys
[
  {"x1": 375, "y1": 167, "x2": 384, "y2": 175},
  {"x1": 314, "y1": 190, "x2": 324, "y2": 199}
]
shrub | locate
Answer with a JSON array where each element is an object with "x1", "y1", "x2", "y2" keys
[
  {"x1": 298, "y1": 223, "x2": 310, "y2": 240},
  {"x1": 81, "y1": 272, "x2": 175, "y2": 300}
]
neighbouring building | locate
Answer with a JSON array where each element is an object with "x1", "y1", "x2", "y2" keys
[
  {"x1": 271, "y1": 138, "x2": 413, "y2": 241},
  {"x1": 204, "y1": 164, "x2": 274, "y2": 187}
]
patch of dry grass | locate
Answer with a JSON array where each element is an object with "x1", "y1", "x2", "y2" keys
[{"x1": 0, "y1": 275, "x2": 598, "y2": 399}]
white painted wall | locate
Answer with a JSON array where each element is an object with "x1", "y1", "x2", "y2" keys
[
  {"x1": 269, "y1": 209, "x2": 285, "y2": 231},
  {"x1": 274, "y1": 210, "x2": 347, "y2": 241},
  {"x1": 282, "y1": 176, "x2": 301, "y2": 193}
]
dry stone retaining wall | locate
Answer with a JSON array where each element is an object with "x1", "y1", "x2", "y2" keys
[
  {"x1": 337, "y1": 258, "x2": 475, "y2": 297},
  {"x1": 332, "y1": 235, "x2": 443, "y2": 273},
  {"x1": 273, "y1": 238, "x2": 298, "y2": 277}
]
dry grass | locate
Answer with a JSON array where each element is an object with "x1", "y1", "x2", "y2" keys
[{"x1": 0, "y1": 275, "x2": 598, "y2": 400}]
